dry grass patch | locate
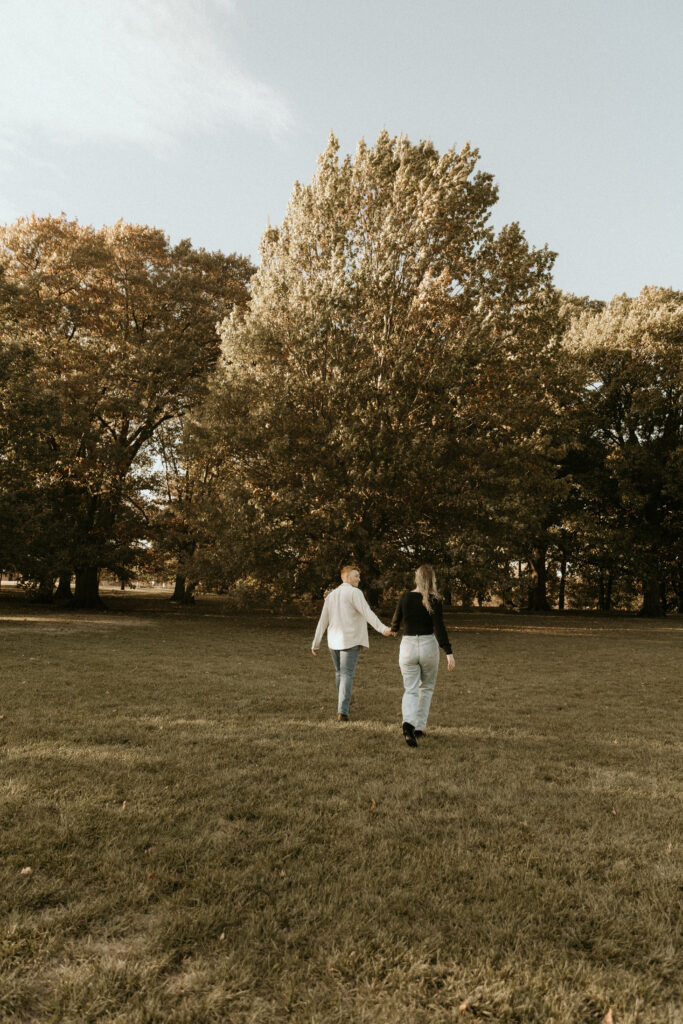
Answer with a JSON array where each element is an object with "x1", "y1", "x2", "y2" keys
[{"x1": 1, "y1": 594, "x2": 681, "y2": 1022}]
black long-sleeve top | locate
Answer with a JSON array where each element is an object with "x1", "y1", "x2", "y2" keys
[{"x1": 391, "y1": 591, "x2": 453, "y2": 654}]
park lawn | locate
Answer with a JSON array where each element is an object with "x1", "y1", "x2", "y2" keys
[{"x1": 0, "y1": 594, "x2": 681, "y2": 1024}]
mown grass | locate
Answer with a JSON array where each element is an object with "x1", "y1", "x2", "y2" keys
[{"x1": 1, "y1": 592, "x2": 681, "y2": 1023}]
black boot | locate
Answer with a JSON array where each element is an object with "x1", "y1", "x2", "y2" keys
[{"x1": 402, "y1": 722, "x2": 418, "y2": 748}]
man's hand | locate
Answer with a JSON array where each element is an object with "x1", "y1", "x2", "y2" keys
[
  {"x1": 446, "y1": 654, "x2": 455, "y2": 671},
  {"x1": 383, "y1": 628, "x2": 393, "y2": 636},
  {"x1": 311, "y1": 648, "x2": 318, "y2": 657}
]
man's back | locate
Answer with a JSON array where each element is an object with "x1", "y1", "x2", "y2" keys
[{"x1": 313, "y1": 581, "x2": 387, "y2": 651}]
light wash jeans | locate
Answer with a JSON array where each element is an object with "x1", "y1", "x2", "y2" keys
[
  {"x1": 399, "y1": 634, "x2": 440, "y2": 731},
  {"x1": 330, "y1": 645, "x2": 361, "y2": 716}
]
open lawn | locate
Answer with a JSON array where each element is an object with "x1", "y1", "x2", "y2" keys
[{"x1": 1, "y1": 592, "x2": 681, "y2": 1023}]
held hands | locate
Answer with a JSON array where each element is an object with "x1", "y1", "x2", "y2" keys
[
  {"x1": 311, "y1": 649, "x2": 318, "y2": 657},
  {"x1": 446, "y1": 654, "x2": 455, "y2": 671}
]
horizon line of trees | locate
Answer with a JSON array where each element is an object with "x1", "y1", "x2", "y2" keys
[{"x1": 1, "y1": 133, "x2": 681, "y2": 615}]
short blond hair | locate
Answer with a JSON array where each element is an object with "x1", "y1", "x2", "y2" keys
[{"x1": 341, "y1": 565, "x2": 360, "y2": 580}]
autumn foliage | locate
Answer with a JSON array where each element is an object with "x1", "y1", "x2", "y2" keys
[{"x1": 0, "y1": 137, "x2": 681, "y2": 613}]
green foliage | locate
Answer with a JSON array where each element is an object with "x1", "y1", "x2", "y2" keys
[
  {"x1": 563, "y1": 287, "x2": 683, "y2": 615},
  {"x1": 209, "y1": 133, "x2": 560, "y2": 599}
]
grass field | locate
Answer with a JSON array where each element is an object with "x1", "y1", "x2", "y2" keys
[{"x1": 1, "y1": 591, "x2": 681, "y2": 1023}]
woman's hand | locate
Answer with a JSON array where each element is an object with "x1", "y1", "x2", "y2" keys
[{"x1": 446, "y1": 654, "x2": 455, "y2": 671}]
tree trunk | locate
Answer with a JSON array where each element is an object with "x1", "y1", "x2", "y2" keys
[
  {"x1": 33, "y1": 574, "x2": 55, "y2": 603},
  {"x1": 598, "y1": 570, "x2": 606, "y2": 612},
  {"x1": 54, "y1": 573, "x2": 73, "y2": 600},
  {"x1": 605, "y1": 570, "x2": 613, "y2": 612},
  {"x1": 558, "y1": 551, "x2": 567, "y2": 612},
  {"x1": 73, "y1": 566, "x2": 105, "y2": 610},
  {"x1": 674, "y1": 561, "x2": 683, "y2": 613},
  {"x1": 527, "y1": 546, "x2": 550, "y2": 612},
  {"x1": 170, "y1": 574, "x2": 199, "y2": 604},
  {"x1": 638, "y1": 578, "x2": 665, "y2": 617},
  {"x1": 170, "y1": 574, "x2": 187, "y2": 602}
]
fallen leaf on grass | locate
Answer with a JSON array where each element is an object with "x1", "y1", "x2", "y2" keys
[
  {"x1": 604, "y1": 1009, "x2": 614, "y2": 1024},
  {"x1": 121, "y1": 801, "x2": 128, "y2": 810},
  {"x1": 148, "y1": 873, "x2": 157, "y2": 880},
  {"x1": 219, "y1": 932, "x2": 225, "y2": 941},
  {"x1": 611, "y1": 808, "x2": 616, "y2": 815},
  {"x1": 459, "y1": 999, "x2": 473, "y2": 1013},
  {"x1": 20, "y1": 867, "x2": 32, "y2": 876},
  {"x1": 369, "y1": 799, "x2": 376, "y2": 813},
  {"x1": 279, "y1": 870, "x2": 286, "y2": 877}
]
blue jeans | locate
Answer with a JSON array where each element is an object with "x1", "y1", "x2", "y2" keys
[{"x1": 329, "y1": 645, "x2": 361, "y2": 716}]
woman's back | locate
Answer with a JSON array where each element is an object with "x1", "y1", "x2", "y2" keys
[{"x1": 391, "y1": 591, "x2": 452, "y2": 653}]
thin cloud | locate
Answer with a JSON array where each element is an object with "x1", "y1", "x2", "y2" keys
[{"x1": 1, "y1": 0, "x2": 294, "y2": 149}]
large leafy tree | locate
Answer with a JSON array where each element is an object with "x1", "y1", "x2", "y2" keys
[
  {"x1": 564, "y1": 287, "x2": 683, "y2": 615},
  {"x1": 0, "y1": 215, "x2": 252, "y2": 607},
  {"x1": 208, "y1": 133, "x2": 559, "y2": 600}
]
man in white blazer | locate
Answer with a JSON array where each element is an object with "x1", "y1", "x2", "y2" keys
[{"x1": 312, "y1": 565, "x2": 392, "y2": 721}]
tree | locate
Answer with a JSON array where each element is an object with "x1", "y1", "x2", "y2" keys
[
  {"x1": 0, "y1": 215, "x2": 252, "y2": 607},
  {"x1": 207, "y1": 133, "x2": 559, "y2": 600},
  {"x1": 149, "y1": 418, "x2": 228, "y2": 603},
  {"x1": 564, "y1": 287, "x2": 683, "y2": 616}
]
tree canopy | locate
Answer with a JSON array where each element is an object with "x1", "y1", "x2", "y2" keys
[
  {"x1": 0, "y1": 215, "x2": 253, "y2": 605},
  {"x1": 1, "y1": 141, "x2": 679, "y2": 615},
  {"x1": 207, "y1": 132, "x2": 562, "y2": 599}
]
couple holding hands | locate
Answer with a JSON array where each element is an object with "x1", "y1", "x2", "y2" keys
[{"x1": 312, "y1": 564, "x2": 455, "y2": 748}]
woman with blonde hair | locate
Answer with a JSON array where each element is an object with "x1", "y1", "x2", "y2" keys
[{"x1": 390, "y1": 565, "x2": 455, "y2": 747}]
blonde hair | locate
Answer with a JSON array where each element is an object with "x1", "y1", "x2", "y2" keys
[
  {"x1": 341, "y1": 565, "x2": 360, "y2": 580},
  {"x1": 415, "y1": 564, "x2": 441, "y2": 615}
]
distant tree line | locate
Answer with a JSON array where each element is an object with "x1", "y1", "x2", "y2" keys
[{"x1": 1, "y1": 134, "x2": 681, "y2": 614}]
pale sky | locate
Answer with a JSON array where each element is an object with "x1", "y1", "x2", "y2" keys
[{"x1": 2, "y1": 0, "x2": 681, "y2": 300}]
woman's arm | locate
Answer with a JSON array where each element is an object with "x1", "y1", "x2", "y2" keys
[
  {"x1": 390, "y1": 594, "x2": 404, "y2": 634},
  {"x1": 432, "y1": 600, "x2": 452, "y2": 654}
]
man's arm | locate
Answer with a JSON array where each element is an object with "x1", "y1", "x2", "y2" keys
[
  {"x1": 351, "y1": 587, "x2": 391, "y2": 635},
  {"x1": 311, "y1": 600, "x2": 330, "y2": 653}
]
